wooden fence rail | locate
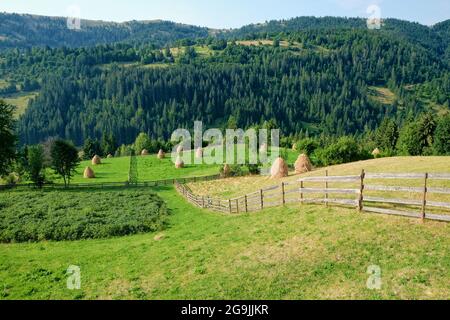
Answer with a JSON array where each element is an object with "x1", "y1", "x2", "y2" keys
[
  {"x1": 176, "y1": 170, "x2": 450, "y2": 222},
  {"x1": 0, "y1": 174, "x2": 222, "y2": 191}
]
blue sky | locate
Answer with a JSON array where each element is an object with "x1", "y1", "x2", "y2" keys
[{"x1": 1, "y1": 0, "x2": 448, "y2": 28}]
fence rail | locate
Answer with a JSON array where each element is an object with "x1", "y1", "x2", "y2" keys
[
  {"x1": 0, "y1": 174, "x2": 222, "y2": 191},
  {"x1": 176, "y1": 170, "x2": 450, "y2": 222}
]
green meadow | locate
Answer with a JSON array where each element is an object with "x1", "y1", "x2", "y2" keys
[
  {"x1": 0, "y1": 156, "x2": 449, "y2": 299},
  {"x1": 1, "y1": 185, "x2": 449, "y2": 299}
]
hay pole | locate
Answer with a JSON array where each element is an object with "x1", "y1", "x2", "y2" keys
[
  {"x1": 281, "y1": 182, "x2": 285, "y2": 206},
  {"x1": 245, "y1": 195, "x2": 248, "y2": 213}
]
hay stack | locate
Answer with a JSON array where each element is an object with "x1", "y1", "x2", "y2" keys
[
  {"x1": 141, "y1": 149, "x2": 149, "y2": 156},
  {"x1": 176, "y1": 145, "x2": 184, "y2": 154},
  {"x1": 270, "y1": 157, "x2": 288, "y2": 179},
  {"x1": 372, "y1": 148, "x2": 381, "y2": 157},
  {"x1": 196, "y1": 147, "x2": 203, "y2": 159},
  {"x1": 175, "y1": 156, "x2": 184, "y2": 169},
  {"x1": 92, "y1": 155, "x2": 101, "y2": 165},
  {"x1": 83, "y1": 167, "x2": 95, "y2": 179},
  {"x1": 107, "y1": 154, "x2": 113, "y2": 159},
  {"x1": 157, "y1": 149, "x2": 165, "y2": 159},
  {"x1": 294, "y1": 154, "x2": 312, "y2": 174},
  {"x1": 223, "y1": 164, "x2": 231, "y2": 177},
  {"x1": 292, "y1": 143, "x2": 297, "y2": 151}
]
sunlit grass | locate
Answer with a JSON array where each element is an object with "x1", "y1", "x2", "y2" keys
[{"x1": 0, "y1": 186, "x2": 448, "y2": 299}]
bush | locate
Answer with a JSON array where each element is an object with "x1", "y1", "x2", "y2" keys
[
  {"x1": 315, "y1": 136, "x2": 369, "y2": 166},
  {"x1": 295, "y1": 138, "x2": 318, "y2": 155},
  {"x1": 0, "y1": 189, "x2": 169, "y2": 243}
]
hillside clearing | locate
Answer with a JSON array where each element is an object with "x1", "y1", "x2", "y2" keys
[
  {"x1": 368, "y1": 87, "x2": 397, "y2": 106},
  {"x1": 1, "y1": 92, "x2": 38, "y2": 118},
  {"x1": 0, "y1": 186, "x2": 448, "y2": 299}
]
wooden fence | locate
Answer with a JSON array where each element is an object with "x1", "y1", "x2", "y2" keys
[
  {"x1": 0, "y1": 174, "x2": 222, "y2": 191},
  {"x1": 176, "y1": 170, "x2": 450, "y2": 222}
]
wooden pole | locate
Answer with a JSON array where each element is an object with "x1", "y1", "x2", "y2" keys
[
  {"x1": 358, "y1": 169, "x2": 365, "y2": 212},
  {"x1": 245, "y1": 195, "x2": 248, "y2": 213},
  {"x1": 260, "y1": 189, "x2": 264, "y2": 210},
  {"x1": 229, "y1": 200, "x2": 232, "y2": 213},
  {"x1": 421, "y1": 173, "x2": 428, "y2": 222},
  {"x1": 300, "y1": 181, "x2": 304, "y2": 204},
  {"x1": 202, "y1": 196, "x2": 205, "y2": 208},
  {"x1": 281, "y1": 182, "x2": 286, "y2": 206},
  {"x1": 325, "y1": 170, "x2": 329, "y2": 207},
  {"x1": 236, "y1": 199, "x2": 239, "y2": 214}
]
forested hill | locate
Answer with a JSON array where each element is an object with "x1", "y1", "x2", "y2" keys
[
  {"x1": 12, "y1": 28, "x2": 449, "y2": 146},
  {"x1": 223, "y1": 17, "x2": 450, "y2": 60},
  {"x1": 0, "y1": 13, "x2": 209, "y2": 49},
  {"x1": 1, "y1": 12, "x2": 449, "y2": 58}
]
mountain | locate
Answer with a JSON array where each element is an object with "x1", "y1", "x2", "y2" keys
[
  {"x1": 0, "y1": 13, "x2": 448, "y2": 146},
  {"x1": 1, "y1": 12, "x2": 449, "y2": 58},
  {"x1": 222, "y1": 16, "x2": 449, "y2": 59},
  {"x1": 11, "y1": 30, "x2": 448, "y2": 146},
  {"x1": 0, "y1": 13, "x2": 209, "y2": 49}
]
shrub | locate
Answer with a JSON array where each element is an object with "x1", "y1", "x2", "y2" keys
[
  {"x1": 295, "y1": 138, "x2": 319, "y2": 156},
  {"x1": 0, "y1": 189, "x2": 169, "y2": 243},
  {"x1": 315, "y1": 136, "x2": 369, "y2": 166}
]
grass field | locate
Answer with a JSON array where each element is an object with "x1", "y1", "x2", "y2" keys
[
  {"x1": 368, "y1": 86, "x2": 397, "y2": 106},
  {"x1": 53, "y1": 147, "x2": 298, "y2": 184},
  {"x1": 1, "y1": 92, "x2": 38, "y2": 118},
  {"x1": 1, "y1": 157, "x2": 449, "y2": 300},
  {"x1": 50, "y1": 153, "x2": 221, "y2": 184},
  {"x1": 0, "y1": 185, "x2": 449, "y2": 299},
  {"x1": 0, "y1": 79, "x2": 8, "y2": 89}
]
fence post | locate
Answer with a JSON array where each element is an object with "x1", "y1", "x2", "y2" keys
[
  {"x1": 281, "y1": 182, "x2": 286, "y2": 206},
  {"x1": 421, "y1": 173, "x2": 428, "y2": 222},
  {"x1": 358, "y1": 169, "x2": 365, "y2": 212},
  {"x1": 300, "y1": 181, "x2": 304, "y2": 204},
  {"x1": 245, "y1": 195, "x2": 248, "y2": 213},
  {"x1": 202, "y1": 196, "x2": 205, "y2": 208},
  {"x1": 236, "y1": 199, "x2": 239, "y2": 214},
  {"x1": 325, "y1": 170, "x2": 329, "y2": 207},
  {"x1": 260, "y1": 189, "x2": 264, "y2": 210},
  {"x1": 228, "y1": 200, "x2": 232, "y2": 213}
]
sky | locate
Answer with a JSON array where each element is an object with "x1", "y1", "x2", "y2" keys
[{"x1": 1, "y1": 0, "x2": 449, "y2": 28}]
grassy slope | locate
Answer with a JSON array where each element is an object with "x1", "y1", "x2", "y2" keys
[
  {"x1": 57, "y1": 147, "x2": 298, "y2": 184},
  {"x1": 54, "y1": 153, "x2": 221, "y2": 184},
  {"x1": 1, "y1": 92, "x2": 38, "y2": 118},
  {"x1": 368, "y1": 86, "x2": 397, "y2": 106},
  {"x1": 189, "y1": 157, "x2": 450, "y2": 198},
  {"x1": 0, "y1": 185, "x2": 449, "y2": 299}
]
